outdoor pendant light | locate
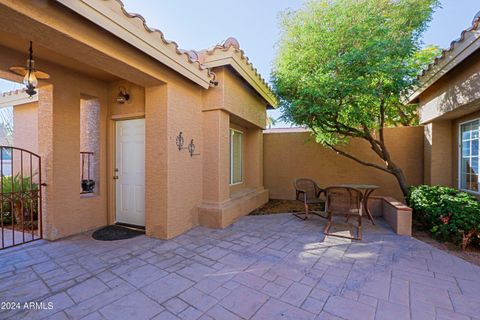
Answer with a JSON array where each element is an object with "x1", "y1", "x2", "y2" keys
[
  {"x1": 9, "y1": 41, "x2": 50, "y2": 97},
  {"x1": 116, "y1": 86, "x2": 130, "y2": 104}
]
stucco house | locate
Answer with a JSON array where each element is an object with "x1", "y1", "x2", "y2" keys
[
  {"x1": 409, "y1": 11, "x2": 480, "y2": 195},
  {"x1": 0, "y1": 0, "x2": 277, "y2": 241}
]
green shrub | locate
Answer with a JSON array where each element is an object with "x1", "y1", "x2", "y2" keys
[
  {"x1": 0, "y1": 173, "x2": 39, "y2": 226},
  {"x1": 408, "y1": 185, "x2": 480, "y2": 250}
]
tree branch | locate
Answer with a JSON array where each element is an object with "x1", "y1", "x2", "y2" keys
[
  {"x1": 379, "y1": 98, "x2": 386, "y2": 146},
  {"x1": 361, "y1": 124, "x2": 385, "y2": 159},
  {"x1": 325, "y1": 142, "x2": 392, "y2": 174}
]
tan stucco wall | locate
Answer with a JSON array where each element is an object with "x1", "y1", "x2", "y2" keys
[
  {"x1": 109, "y1": 81, "x2": 146, "y2": 118},
  {"x1": 423, "y1": 121, "x2": 453, "y2": 186},
  {"x1": 203, "y1": 67, "x2": 267, "y2": 129},
  {"x1": 166, "y1": 79, "x2": 204, "y2": 238},
  {"x1": 417, "y1": 48, "x2": 480, "y2": 190},
  {"x1": 224, "y1": 69, "x2": 267, "y2": 129},
  {"x1": 13, "y1": 101, "x2": 38, "y2": 154},
  {"x1": 144, "y1": 85, "x2": 168, "y2": 238},
  {"x1": 264, "y1": 127, "x2": 424, "y2": 202},
  {"x1": 109, "y1": 71, "x2": 206, "y2": 240},
  {"x1": 202, "y1": 109, "x2": 230, "y2": 204},
  {"x1": 198, "y1": 69, "x2": 268, "y2": 228},
  {"x1": 1, "y1": 50, "x2": 269, "y2": 241},
  {"x1": 0, "y1": 39, "x2": 110, "y2": 242},
  {"x1": 0, "y1": 2, "x2": 271, "y2": 241},
  {"x1": 37, "y1": 81, "x2": 108, "y2": 240}
]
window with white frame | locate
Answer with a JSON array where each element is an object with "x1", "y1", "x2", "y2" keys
[
  {"x1": 460, "y1": 119, "x2": 479, "y2": 192},
  {"x1": 230, "y1": 129, "x2": 243, "y2": 184}
]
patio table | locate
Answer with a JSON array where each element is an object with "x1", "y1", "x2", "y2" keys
[{"x1": 330, "y1": 184, "x2": 379, "y2": 225}]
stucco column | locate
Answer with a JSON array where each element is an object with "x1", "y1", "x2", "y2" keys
[
  {"x1": 424, "y1": 121, "x2": 453, "y2": 186},
  {"x1": 38, "y1": 83, "x2": 108, "y2": 240},
  {"x1": 245, "y1": 128, "x2": 264, "y2": 189},
  {"x1": 145, "y1": 85, "x2": 168, "y2": 238},
  {"x1": 197, "y1": 109, "x2": 231, "y2": 228},
  {"x1": 202, "y1": 109, "x2": 230, "y2": 203},
  {"x1": 38, "y1": 83, "x2": 83, "y2": 240},
  {"x1": 37, "y1": 85, "x2": 54, "y2": 240}
]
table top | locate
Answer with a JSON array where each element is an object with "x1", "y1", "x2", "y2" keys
[{"x1": 331, "y1": 184, "x2": 380, "y2": 190}]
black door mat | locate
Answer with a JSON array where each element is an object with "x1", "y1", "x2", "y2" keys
[{"x1": 92, "y1": 225, "x2": 144, "y2": 241}]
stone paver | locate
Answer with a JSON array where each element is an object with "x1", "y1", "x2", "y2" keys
[
  {"x1": 375, "y1": 300, "x2": 409, "y2": 320},
  {"x1": 99, "y1": 291, "x2": 164, "y2": 320},
  {"x1": 324, "y1": 295, "x2": 376, "y2": 320},
  {"x1": 220, "y1": 285, "x2": 268, "y2": 319},
  {"x1": 142, "y1": 273, "x2": 194, "y2": 304},
  {"x1": 0, "y1": 213, "x2": 479, "y2": 320},
  {"x1": 251, "y1": 298, "x2": 315, "y2": 320},
  {"x1": 280, "y1": 282, "x2": 312, "y2": 306}
]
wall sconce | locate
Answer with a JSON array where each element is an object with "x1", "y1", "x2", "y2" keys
[
  {"x1": 176, "y1": 132, "x2": 199, "y2": 157},
  {"x1": 175, "y1": 132, "x2": 184, "y2": 150},
  {"x1": 9, "y1": 41, "x2": 50, "y2": 97},
  {"x1": 116, "y1": 87, "x2": 130, "y2": 104},
  {"x1": 188, "y1": 139, "x2": 200, "y2": 157}
]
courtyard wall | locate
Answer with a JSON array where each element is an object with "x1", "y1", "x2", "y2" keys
[{"x1": 263, "y1": 126, "x2": 424, "y2": 202}]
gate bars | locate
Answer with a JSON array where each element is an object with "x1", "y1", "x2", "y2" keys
[{"x1": 0, "y1": 146, "x2": 43, "y2": 249}]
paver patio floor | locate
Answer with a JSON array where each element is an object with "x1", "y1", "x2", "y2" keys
[{"x1": 0, "y1": 213, "x2": 479, "y2": 320}]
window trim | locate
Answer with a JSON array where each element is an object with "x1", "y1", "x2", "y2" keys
[
  {"x1": 458, "y1": 118, "x2": 480, "y2": 194},
  {"x1": 229, "y1": 128, "x2": 243, "y2": 185}
]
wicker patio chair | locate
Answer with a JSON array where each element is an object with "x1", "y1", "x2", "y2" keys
[
  {"x1": 293, "y1": 178, "x2": 326, "y2": 220},
  {"x1": 324, "y1": 186, "x2": 363, "y2": 240}
]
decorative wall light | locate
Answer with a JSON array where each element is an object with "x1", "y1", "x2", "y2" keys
[
  {"x1": 10, "y1": 41, "x2": 50, "y2": 97},
  {"x1": 175, "y1": 132, "x2": 185, "y2": 150},
  {"x1": 116, "y1": 87, "x2": 130, "y2": 104},
  {"x1": 188, "y1": 139, "x2": 200, "y2": 157},
  {"x1": 176, "y1": 132, "x2": 199, "y2": 157}
]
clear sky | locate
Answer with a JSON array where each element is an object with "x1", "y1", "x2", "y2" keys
[
  {"x1": 121, "y1": 0, "x2": 480, "y2": 127},
  {"x1": 1, "y1": 0, "x2": 479, "y2": 126}
]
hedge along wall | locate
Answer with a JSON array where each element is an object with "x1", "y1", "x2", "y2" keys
[{"x1": 263, "y1": 126, "x2": 424, "y2": 202}]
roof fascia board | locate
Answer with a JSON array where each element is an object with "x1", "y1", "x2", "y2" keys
[
  {"x1": 0, "y1": 91, "x2": 38, "y2": 108},
  {"x1": 56, "y1": 0, "x2": 212, "y2": 89},
  {"x1": 409, "y1": 30, "x2": 480, "y2": 102},
  {"x1": 203, "y1": 51, "x2": 278, "y2": 107}
]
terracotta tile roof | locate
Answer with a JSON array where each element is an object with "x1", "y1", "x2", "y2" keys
[
  {"x1": 193, "y1": 37, "x2": 275, "y2": 95},
  {"x1": 112, "y1": 1, "x2": 274, "y2": 96},
  {"x1": 418, "y1": 13, "x2": 480, "y2": 80},
  {"x1": 112, "y1": 0, "x2": 216, "y2": 84}
]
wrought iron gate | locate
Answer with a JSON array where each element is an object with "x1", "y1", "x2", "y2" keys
[{"x1": 0, "y1": 146, "x2": 42, "y2": 249}]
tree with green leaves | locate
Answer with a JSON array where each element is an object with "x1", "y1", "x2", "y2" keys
[{"x1": 272, "y1": 0, "x2": 441, "y2": 198}]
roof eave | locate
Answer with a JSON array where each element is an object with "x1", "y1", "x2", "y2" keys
[
  {"x1": 202, "y1": 50, "x2": 278, "y2": 108},
  {"x1": 56, "y1": 0, "x2": 214, "y2": 89},
  {"x1": 408, "y1": 24, "x2": 480, "y2": 104}
]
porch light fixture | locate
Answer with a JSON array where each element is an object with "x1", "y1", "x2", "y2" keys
[
  {"x1": 116, "y1": 87, "x2": 130, "y2": 104},
  {"x1": 176, "y1": 132, "x2": 185, "y2": 150},
  {"x1": 188, "y1": 139, "x2": 199, "y2": 157},
  {"x1": 9, "y1": 41, "x2": 50, "y2": 97}
]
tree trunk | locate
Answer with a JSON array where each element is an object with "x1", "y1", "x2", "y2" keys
[
  {"x1": 324, "y1": 131, "x2": 411, "y2": 200},
  {"x1": 389, "y1": 165, "x2": 409, "y2": 198}
]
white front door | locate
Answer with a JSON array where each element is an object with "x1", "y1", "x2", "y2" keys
[{"x1": 115, "y1": 119, "x2": 145, "y2": 226}]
